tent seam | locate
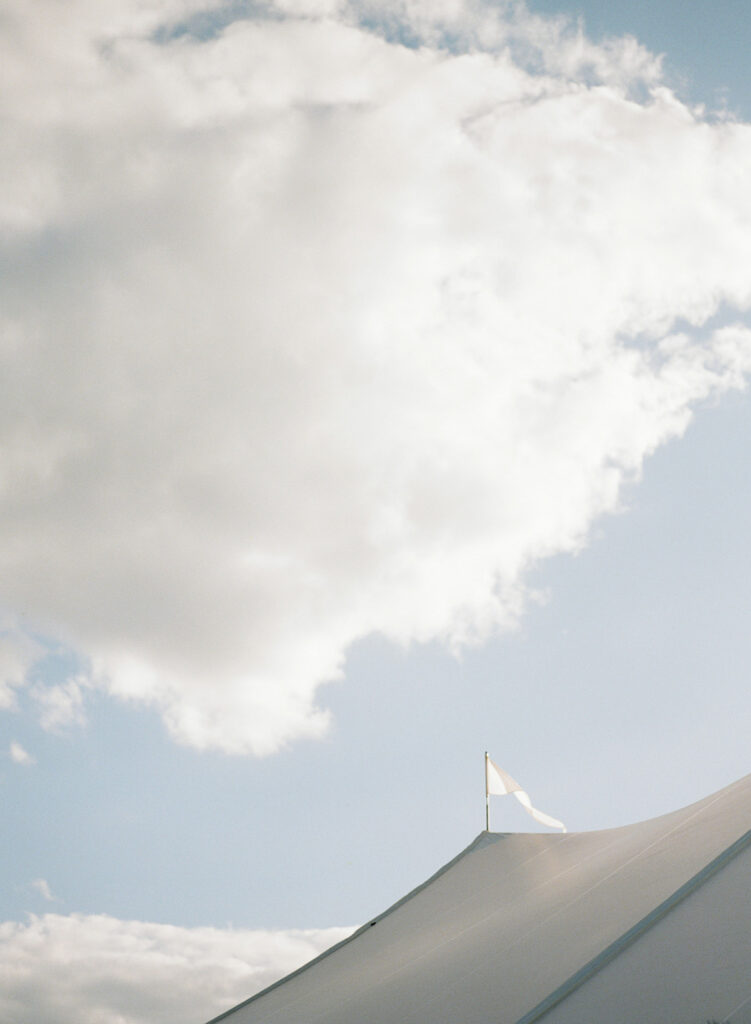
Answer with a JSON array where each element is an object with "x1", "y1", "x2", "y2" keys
[{"x1": 514, "y1": 827, "x2": 751, "y2": 1024}]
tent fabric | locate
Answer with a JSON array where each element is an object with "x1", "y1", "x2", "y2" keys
[{"x1": 208, "y1": 774, "x2": 751, "y2": 1024}]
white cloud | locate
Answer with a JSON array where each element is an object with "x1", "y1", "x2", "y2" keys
[
  {"x1": 2, "y1": 0, "x2": 751, "y2": 752},
  {"x1": 30, "y1": 879, "x2": 56, "y2": 902},
  {"x1": 9, "y1": 741, "x2": 35, "y2": 766},
  {"x1": 0, "y1": 628, "x2": 42, "y2": 711},
  {"x1": 33, "y1": 676, "x2": 90, "y2": 733},
  {"x1": 0, "y1": 913, "x2": 352, "y2": 1024}
]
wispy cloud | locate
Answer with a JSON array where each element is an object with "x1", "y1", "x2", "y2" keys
[
  {"x1": 2, "y1": 0, "x2": 751, "y2": 753},
  {"x1": 0, "y1": 630, "x2": 42, "y2": 711},
  {"x1": 8, "y1": 741, "x2": 34, "y2": 766},
  {"x1": 0, "y1": 913, "x2": 352, "y2": 1024},
  {"x1": 30, "y1": 879, "x2": 56, "y2": 902},
  {"x1": 33, "y1": 676, "x2": 89, "y2": 734}
]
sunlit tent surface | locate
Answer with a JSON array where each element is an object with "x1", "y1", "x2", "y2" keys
[{"x1": 208, "y1": 775, "x2": 751, "y2": 1024}]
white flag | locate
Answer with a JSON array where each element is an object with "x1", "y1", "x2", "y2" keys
[{"x1": 486, "y1": 756, "x2": 566, "y2": 832}]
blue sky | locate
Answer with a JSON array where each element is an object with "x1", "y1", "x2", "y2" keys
[
  {"x1": 2, "y1": 1, "x2": 751, "y2": 1021},
  {"x1": 531, "y1": 0, "x2": 751, "y2": 116},
  {"x1": 6, "y1": 390, "x2": 750, "y2": 932}
]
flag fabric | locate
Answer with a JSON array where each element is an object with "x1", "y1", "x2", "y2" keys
[{"x1": 486, "y1": 755, "x2": 566, "y2": 832}]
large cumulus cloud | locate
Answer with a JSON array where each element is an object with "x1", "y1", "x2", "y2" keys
[{"x1": 2, "y1": 0, "x2": 751, "y2": 752}]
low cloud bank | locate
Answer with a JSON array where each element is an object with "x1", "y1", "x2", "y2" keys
[
  {"x1": 0, "y1": 913, "x2": 352, "y2": 1024},
  {"x1": 2, "y1": 0, "x2": 751, "y2": 751}
]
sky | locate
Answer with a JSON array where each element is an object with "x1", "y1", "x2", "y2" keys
[{"x1": 2, "y1": 0, "x2": 751, "y2": 1021}]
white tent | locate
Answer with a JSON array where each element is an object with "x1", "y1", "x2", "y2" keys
[{"x1": 208, "y1": 774, "x2": 751, "y2": 1023}]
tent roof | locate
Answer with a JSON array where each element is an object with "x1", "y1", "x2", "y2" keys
[{"x1": 208, "y1": 774, "x2": 751, "y2": 1024}]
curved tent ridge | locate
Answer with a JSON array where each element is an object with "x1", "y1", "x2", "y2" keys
[{"x1": 207, "y1": 773, "x2": 751, "y2": 1024}]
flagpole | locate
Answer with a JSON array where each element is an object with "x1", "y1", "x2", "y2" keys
[{"x1": 484, "y1": 750, "x2": 490, "y2": 831}]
